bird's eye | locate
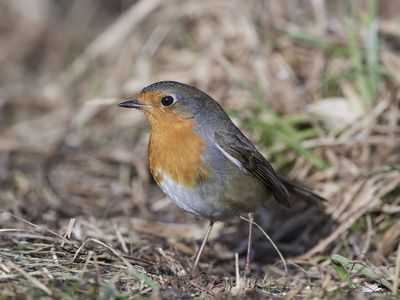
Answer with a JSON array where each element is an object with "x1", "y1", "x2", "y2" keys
[{"x1": 161, "y1": 96, "x2": 174, "y2": 107}]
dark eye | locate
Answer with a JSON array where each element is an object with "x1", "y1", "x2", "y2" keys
[{"x1": 161, "y1": 96, "x2": 174, "y2": 107}]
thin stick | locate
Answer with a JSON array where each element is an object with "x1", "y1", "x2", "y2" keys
[
  {"x1": 6, "y1": 260, "x2": 52, "y2": 296},
  {"x1": 393, "y1": 241, "x2": 400, "y2": 295},
  {"x1": 235, "y1": 253, "x2": 240, "y2": 289},
  {"x1": 240, "y1": 215, "x2": 287, "y2": 275},
  {"x1": 193, "y1": 221, "x2": 214, "y2": 271},
  {"x1": 73, "y1": 238, "x2": 134, "y2": 269},
  {"x1": 61, "y1": 218, "x2": 75, "y2": 247},
  {"x1": 0, "y1": 209, "x2": 66, "y2": 241}
]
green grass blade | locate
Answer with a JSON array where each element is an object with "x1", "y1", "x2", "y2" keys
[
  {"x1": 366, "y1": 0, "x2": 379, "y2": 98},
  {"x1": 332, "y1": 254, "x2": 398, "y2": 293},
  {"x1": 241, "y1": 83, "x2": 329, "y2": 170},
  {"x1": 346, "y1": 17, "x2": 372, "y2": 107},
  {"x1": 332, "y1": 256, "x2": 358, "y2": 289},
  {"x1": 128, "y1": 268, "x2": 159, "y2": 291},
  {"x1": 276, "y1": 28, "x2": 349, "y2": 57}
]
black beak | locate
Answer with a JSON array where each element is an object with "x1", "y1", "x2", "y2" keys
[{"x1": 118, "y1": 99, "x2": 147, "y2": 109}]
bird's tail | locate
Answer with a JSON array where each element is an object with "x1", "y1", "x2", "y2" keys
[{"x1": 278, "y1": 177, "x2": 326, "y2": 209}]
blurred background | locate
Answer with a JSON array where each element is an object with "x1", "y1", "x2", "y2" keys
[{"x1": 0, "y1": 0, "x2": 399, "y2": 297}]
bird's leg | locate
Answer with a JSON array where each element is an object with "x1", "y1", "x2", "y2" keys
[
  {"x1": 244, "y1": 213, "x2": 254, "y2": 274},
  {"x1": 192, "y1": 221, "x2": 214, "y2": 272}
]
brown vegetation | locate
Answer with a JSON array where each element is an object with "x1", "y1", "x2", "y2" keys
[{"x1": 0, "y1": 0, "x2": 399, "y2": 298}]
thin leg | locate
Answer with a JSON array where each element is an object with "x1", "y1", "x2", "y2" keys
[
  {"x1": 244, "y1": 213, "x2": 254, "y2": 274},
  {"x1": 192, "y1": 221, "x2": 214, "y2": 272}
]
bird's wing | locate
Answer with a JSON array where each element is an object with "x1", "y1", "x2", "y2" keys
[{"x1": 214, "y1": 131, "x2": 291, "y2": 208}]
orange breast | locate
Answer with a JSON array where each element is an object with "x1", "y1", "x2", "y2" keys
[{"x1": 148, "y1": 115, "x2": 212, "y2": 189}]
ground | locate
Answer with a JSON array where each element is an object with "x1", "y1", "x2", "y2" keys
[{"x1": 0, "y1": 0, "x2": 399, "y2": 299}]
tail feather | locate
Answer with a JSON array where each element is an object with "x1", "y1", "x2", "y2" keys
[{"x1": 278, "y1": 177, "x2": 326, "y2": 209}]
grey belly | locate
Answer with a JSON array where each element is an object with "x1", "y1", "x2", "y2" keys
[{"x1": 158, "y1": 169, "x2": 270, "y2": 222}]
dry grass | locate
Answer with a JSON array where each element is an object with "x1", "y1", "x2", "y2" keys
[{"x1": 0, "y1": 0, "x2": 399, "y2": 298}]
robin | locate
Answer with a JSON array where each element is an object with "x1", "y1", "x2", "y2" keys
[{"x1": 118, "y1": 81, "x2": 324, "y2": 273}]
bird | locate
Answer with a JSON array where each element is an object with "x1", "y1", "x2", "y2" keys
[{"x1": 118, "y1": 81, "x2": 324, "y2": 273}]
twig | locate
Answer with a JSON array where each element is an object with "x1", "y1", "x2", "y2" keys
[
  {"x1": 73, "y1": 238, "x2": 134, "y2": 269},
  {"x1": 235, "y1": 253, "x2": 240, "y2": 289},
  {"x1": 393, "y1": 242, "x2": 400, "y2": 295},
  {"x1": 240, "y1": 216, "x2": 287, "y2": 275},
  {"x1": 6, "y1": 260, "x2": 52, "y2": 296},
  {"x1": 61, "y1": 218, "x2": 75, "y2": 247}
]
